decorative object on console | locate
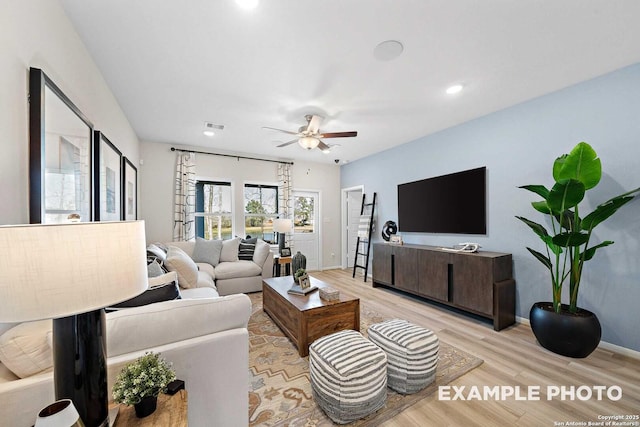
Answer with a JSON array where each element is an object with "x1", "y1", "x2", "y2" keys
[
  {"x1": 517, "y1": 142, "x2": 639, "y2": 358},
  {"x1": 280, "y1": 247, "x2": 291, "y2": 257},
  {"x1": 112, "y1": 352, "x2": 176, "y2": 419},
  {"x1": 381, "y1": 220, "x2": 398, "y2": 241},
  {"x1": 389, "y1": 234, "x2": 403, "y2": 245},
  {"x1": 273, "y1": 218, "x2": 292, "y2": 254},
  {"x1": 319, "y1": 286, "x2": 340, "y2": 301},
  {"x1": 291, "y1": 251, "x2": 306, "y2": 273},
  {"x1": 0, "y1": 221, "x2": 148, "y2": 427},
  {"x1": 35, "y1": 399, "x2": 84, "y2": 427}
]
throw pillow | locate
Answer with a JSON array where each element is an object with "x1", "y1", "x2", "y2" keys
[
  {"x1": 192, "y1": 237, "x2": 223, "y2": 266},
  {"x1": 220, "y1": 237, "x2": 240, "y2": 262},
  {"x1": 164, "y1": 246, "x2": 199, "y2": 288},
  {"x1": 239, "y1": 237, "x2": 257, "y2": 261},
  {"x1": 147, "y1": 257, "x2": 166, "y2": 277},
  {"x1": 146, "y1": 243, "x2": 167, "y2": 262},
  {"x1": 252, "y1": 239, "x2": 271, "y2": 266},
  {"x1": 106, "y1": 282, "x2": 181, "y2": 311},
  {"x1": 0, "y1": 320, "x2": 52, "y2": 378}
]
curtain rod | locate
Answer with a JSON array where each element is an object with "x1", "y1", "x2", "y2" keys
[{"x1": 170, "y1": 147, "x2": 294, "y2": 165}]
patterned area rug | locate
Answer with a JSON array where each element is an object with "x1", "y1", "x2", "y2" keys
[{"x1": 248, "y1": 293, "x2": 483, "y2": 426}]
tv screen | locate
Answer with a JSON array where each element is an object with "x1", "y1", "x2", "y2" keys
[{"x1": 397, "y1": 167, "x2": 486, "y2": 234}]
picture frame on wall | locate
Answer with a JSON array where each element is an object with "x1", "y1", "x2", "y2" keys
[
  {"x1": 122, "y1": 157, "x2": 137, "y2": 220},
  {"x1": 29, "y1": 67, "x2": 94, "y2": 224},
  {"x1": 94, "y1": 131, "x2": 122, "y2": 221}
]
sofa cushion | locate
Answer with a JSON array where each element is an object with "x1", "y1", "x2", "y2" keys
[
  {"x1": 180, "y1": 287, "x2": 219, "y2": 299},
  {"x1": 106, "y1": 294, "x2": 252, "y2": 358},
  {"x1": 164, "y1": 246, "x2": 199, "y2": 289},
  {"x1": 239, "y1": 237, "x2": 257, "y2": 261},
  {"x1": 192, "y1": 237, "x2": 223, "y2": 266},
  {"x1": 196, "y1": 263, "x2": 216, "y2": 279},
  {"x1": 214, "y1": 260, "x2": 262, "y2": 280},
  {"x1": 220, "y1": 238, "x2": 240, "y2": 262},
  {"x1": 252, "y1": 239, "x2": 271, "y2": 267},
  {"x1": 196, "y1": 270, "x2": 216, "y2": 289},
  {"x1": 0, "y1": 320, "x2": 52, "y2": 378}
]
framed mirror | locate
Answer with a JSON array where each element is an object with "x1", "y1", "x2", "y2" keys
[
  {"x1": 94, "y1": 131, "x2": 122, "y2": 221},
  {"x1": 122, "y1": 157, "x2": 137, "y2": 220},
  {"x1": 29, "y1": 68, "x2": 94, "y2": 224}
]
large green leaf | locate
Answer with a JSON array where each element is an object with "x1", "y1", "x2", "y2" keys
[
  {"x1": 547, "y1": 180, "x2": 585, "y2": 214},
  {"x1": 516, "y1": 216, "x2": 562, "y2": 255},
  {"x1": 581, "y1": 187, "x2": 640, "y2": 231},
  {"x1": 552, "y1": 232, "x2": 590, "y2": 247},
  {"x1": 554, "y1": 142, "x2": 602, "y2": 189},
  {"x1": 554, "y1": 209, "x2": 577, "y2": 231},
  {"x1": 582, "y1": 241, "x2": 614, "y2": 261},
  {"x1": 526, "y1": 247, "x2": 552, "y2": 270},
  {"x1": 532, "y1": 201, "x2": 551, "y2": 214},
  {"x1": 519, "y1": 185, "x2": 550, "y2": 199}
]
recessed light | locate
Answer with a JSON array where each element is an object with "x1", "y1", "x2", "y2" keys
[
  {"x1": 235, "y1": 0, "x2": 259, "y2": 10},
  {"x1": 373, "y1": 40, "x2": 404, "y2": 61},
  {"x1": 446, "y1": 84, "x2": 464, "y2": 95},
  {"x1": 203, "y1": 130, "x2": 215, "y2": 137}
]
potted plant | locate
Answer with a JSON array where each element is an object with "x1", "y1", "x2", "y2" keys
[
  {"x1": 517, "y1": 142, "x2": 638, "y2": 358},
  {"x1": 112, "y1": 352, "x2": 176, "y2": 418}
]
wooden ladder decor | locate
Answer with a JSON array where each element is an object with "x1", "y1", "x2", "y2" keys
[{"x1": 352, "y1": 192, "x2": 376, "y2": 282}]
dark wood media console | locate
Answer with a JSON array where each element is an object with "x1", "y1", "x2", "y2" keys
[{"x1": 372, "y1": 243, "x2": 515, "y2": 331}]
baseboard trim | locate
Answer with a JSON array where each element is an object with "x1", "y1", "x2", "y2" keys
[{"x1": 516, "y1": 316, "x2": 640, "y2": 360}]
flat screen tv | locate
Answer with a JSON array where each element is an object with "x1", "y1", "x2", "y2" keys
[{"x1": 397, "y1": 166, "x2": 486, "y2": 234}]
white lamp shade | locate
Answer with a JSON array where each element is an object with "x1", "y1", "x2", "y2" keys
[
  {"x1": 298, "y1": 136, "x2": 319, "y2": 150},
  {"x1": 273, "y1": 218, "x2": 292, "y2": 233},
  {"x1": 0, "y1": 221, "x2": 148, "y2": 322}
]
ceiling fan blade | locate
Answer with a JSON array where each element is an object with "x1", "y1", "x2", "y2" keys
[
  {"x1": 318, "y1": 131, "x2": 358, "y2": 138},
  {"x1": 317, "y1": 140, "x2": 331, "y2": 152},
  {"x1": 276, "y1": 139, "x2": 298, "y2": 148},
  {"x1": 262, "y1": 126, "x2": 300, "y2": 136},
  {"x1": 306, "y1": 115, "x2": 323, "y2": 133}
]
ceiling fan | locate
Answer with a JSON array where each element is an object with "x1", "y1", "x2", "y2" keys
[{"x1": 263, "y1": 115, "x2": 357, "y2": 152}]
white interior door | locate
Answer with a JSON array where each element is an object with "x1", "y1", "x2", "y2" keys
[
  {"x1": 291, "y1": 191, "x2": 320, "y2": 271},
  {"x1": 345, "y1": 189, "x2": 363, "y2": 268}
]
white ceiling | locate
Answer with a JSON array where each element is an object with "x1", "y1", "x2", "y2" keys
[{"x1": 60, "y1": 0, "x2": 640, "y2": 165}]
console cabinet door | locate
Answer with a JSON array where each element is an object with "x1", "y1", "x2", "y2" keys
[
  {"x1": 393, "y1": 246, "x2": 418, "y2": 292},
  {"x1": 418, "y1": 250, "x2": 450, "y2": 301},
  {"x1": 451, "y1": 255, "x2": 493, "y2": 316},
  {"x1": 372, "y1": 244, "x2": 393, "y2": 286}
]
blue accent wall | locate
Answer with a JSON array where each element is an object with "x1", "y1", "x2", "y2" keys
[{"x1": 342, "y1": 63, "x2": 640, "y2": 351}]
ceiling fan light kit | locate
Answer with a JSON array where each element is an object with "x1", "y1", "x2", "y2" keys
[{"x1": 264, "y1": 115, "x2": 357, "y2": 153}]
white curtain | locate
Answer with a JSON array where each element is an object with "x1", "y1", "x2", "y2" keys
[
  {"x1": 173, "y1": 152, "x2": 196, "y2": 241},
  {"x1": 277, "y1": 163, "x2": 293, "y2": 250}
]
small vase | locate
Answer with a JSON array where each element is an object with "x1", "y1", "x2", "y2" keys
[
  {"x1": 292, "y1": 251, "x2": 306, "y2": 273},
  {"x1": 134, "y1": 395, "x2": 158, "y2": 418}
]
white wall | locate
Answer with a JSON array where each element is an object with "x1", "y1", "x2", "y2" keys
[
  {"x1": 0, "y1": 0, "x2": 139, "y2": 225},
  {"x1": 139, "y1": 141, "x2": 343, "y2": 269}
]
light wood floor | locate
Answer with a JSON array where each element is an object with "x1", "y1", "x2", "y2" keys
[{"x1": 312, "y1": 269, "x2": 640, "y2": 427}]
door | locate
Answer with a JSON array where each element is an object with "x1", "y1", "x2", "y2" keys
[
  {"x1": 291, "y1": 191, "x2": 320, "y2": 271},
  {"x1": 345, "y1": 188, "x2": 363, "y2": 268}
]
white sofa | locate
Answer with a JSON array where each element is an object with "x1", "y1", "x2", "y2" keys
[
  {"x1": 0, "y1": 288, "x2": 251, "y2": 427},
  {"x1": 158, "y1": 237, "x2": 274, "y2": 296}
]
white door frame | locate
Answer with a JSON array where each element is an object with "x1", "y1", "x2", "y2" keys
[
  {"x1": 292, "y1": 188, "x2": 322, "y2": 271},
  {"x1": 341, "y1": 185, "x2": 365, "y2": 269}
]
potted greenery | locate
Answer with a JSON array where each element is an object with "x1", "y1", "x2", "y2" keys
[
  {"x1": 517, "y1": 142, "x2": 638, "y2": 358},
  {"x1": 112, "y1": 352, "x2": 176, "y2": 418}
]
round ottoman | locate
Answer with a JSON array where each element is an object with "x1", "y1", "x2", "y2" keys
[
  {"x1": 309, "y1": 330, "x2": 387, "y2": 424},
  {"x1": 368, "y1": 319, "x2": 439, "y2": 394}
]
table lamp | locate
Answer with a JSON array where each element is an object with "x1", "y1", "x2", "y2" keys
[
  {"x1": 0, "y1": 221, "x2": 148, "y2": 427},
  {"x1": 272, "y1": 218, "x2": 292, "y2": 255}
]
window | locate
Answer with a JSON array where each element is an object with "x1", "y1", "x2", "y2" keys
[
  {"x1": 196, "y1": 181, "x2": 233, "y2": 240},
  {"x1": 294, "y1": 195, "x2": 315, "y2": 233},
  {"x1": 244, "y1": 184, "x2": 278, "y2": 243}
]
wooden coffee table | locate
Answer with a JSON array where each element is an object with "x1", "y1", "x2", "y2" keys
[{"x1": 262, "y1": 276, "x2": 360, "y2": 357}]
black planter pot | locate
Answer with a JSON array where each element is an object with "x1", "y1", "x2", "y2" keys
[
  {"x1": 134, "y1": 395, "x2": 158, "y2": 418},
  {"x1": 529, "y1": 302, "x2": 602, "y2": 358}
]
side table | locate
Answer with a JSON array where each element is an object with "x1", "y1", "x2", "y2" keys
[
  {"x1": 111, "y1": 390, "x2": 187, "y2": 426},
  {"x1": 273, "y1": 255, "x2": 292, "y2": 277}
]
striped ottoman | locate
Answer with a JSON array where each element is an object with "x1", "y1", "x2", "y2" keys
[
  {"x1": 368, "y1": 319, "x2": 439, "y2": 394},
  {"x1": 309, "y1": 330, "x2": 388, "y2": 424}
]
